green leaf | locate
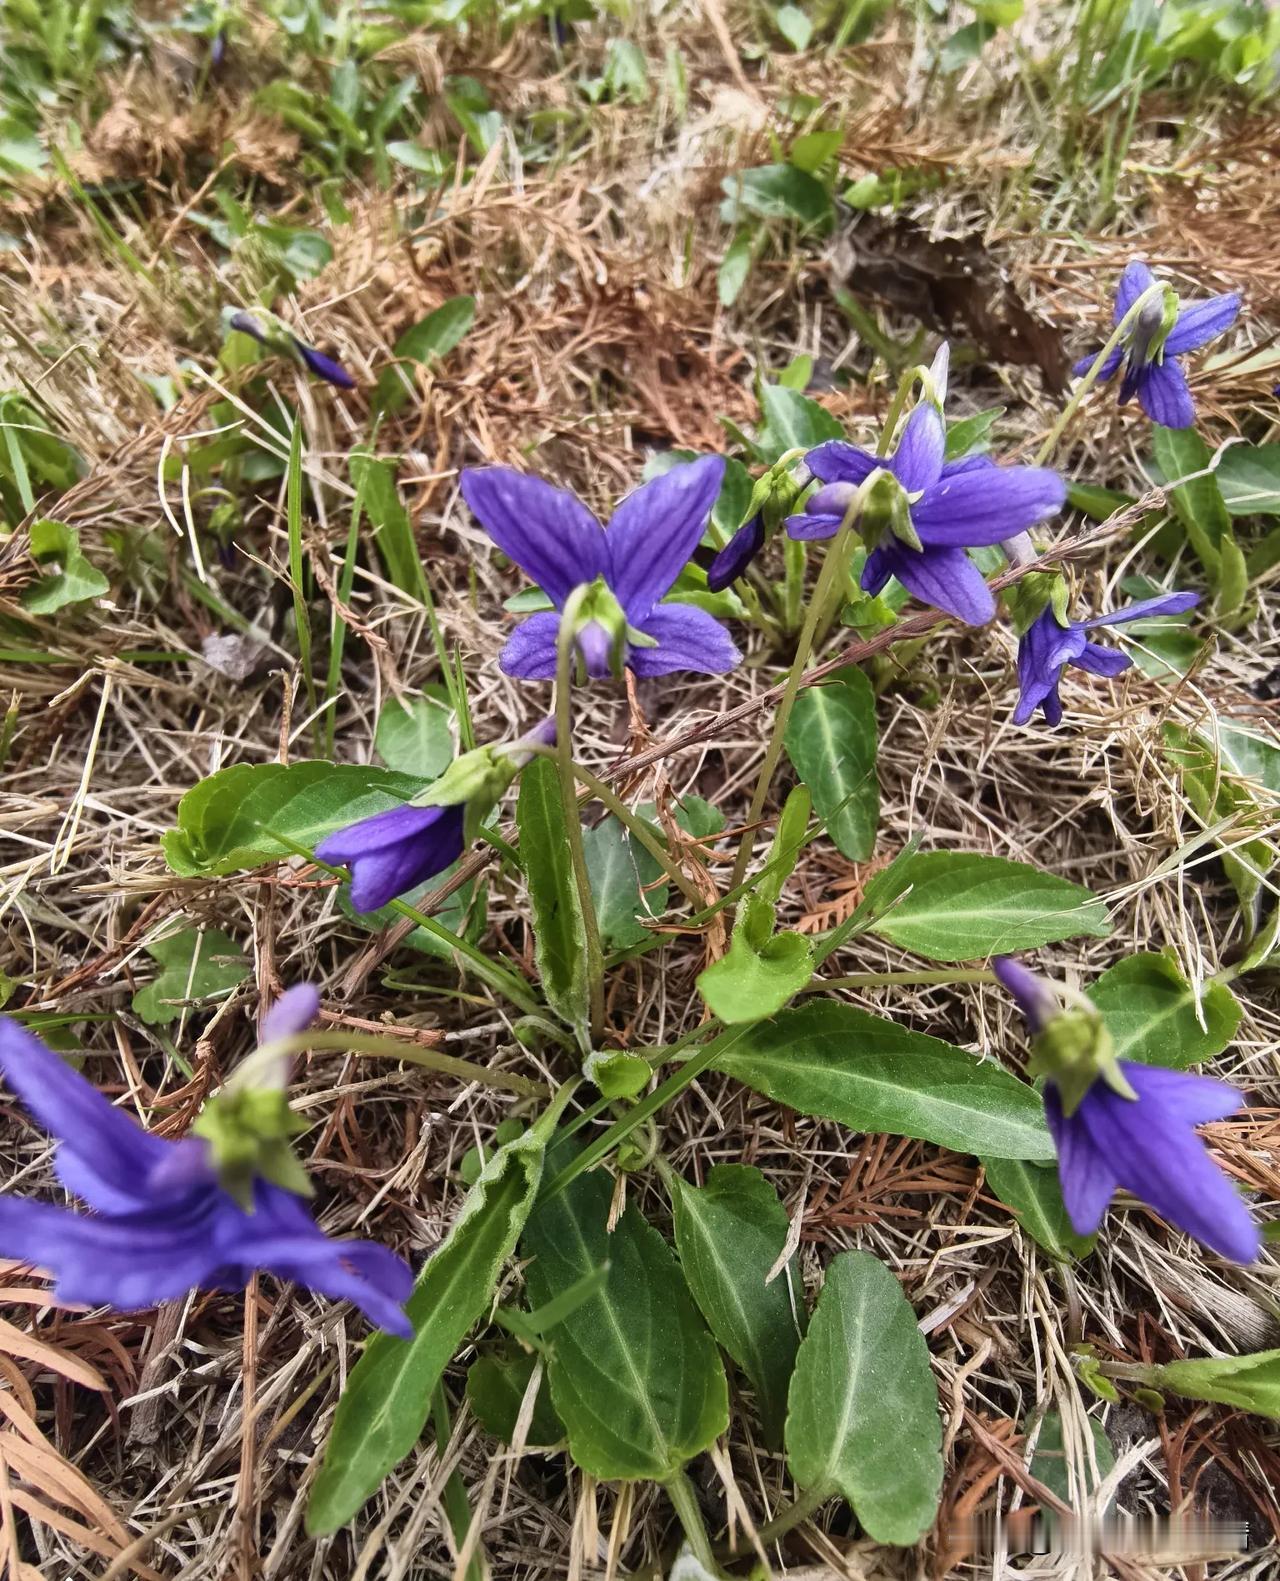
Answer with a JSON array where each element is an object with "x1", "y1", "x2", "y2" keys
[
  {"x1": 163, "y1": 761, "x2": 430, "y2": 877},
  {"x1": 1086, "y1": 951, "x2": 1241, "y2": 1070},
  {"x1": 938, "y1": 20, "x2": 994, "y2": 70},
  {"x1": 1163, "y1": 723, "x2": 1276, "y2": 921},
  {"x1": 698, "y1": 909, "x2": 815, "y2": 1023},
  {"x1": 517, "y1": 758, "x2": 590, "y2": 1038},
  {"x1": 869, "y1": 851, "x2": 1111, "y2": 961},
  {"x1": 756, "y1": 383, "x2": 844, "y2": 462},
  {"x1": 132, "y1": 928, "x2": 249, "y2": 1026},
  {"x1": 351, "y1": 448, "x2": 427, "y2": 601},
  {"x1": 982, "y1": 1156, "x2": 1094, "y2": 1259},
  {"x1": 1152, "y1": 426, "x2": 1231, "y2": 581},
  {"x1": 307, "y1": 1126, "x2": 549, "y2": 1534},
  {"x1": 788, "y1": 130, "x2": 841, "y2": 174},
  {"x1": 385, "y1": 140, "x2": 451, "y2": 180},
  {"x1": 720, "y1": 164, "x2": 834, "y2": 231},
  {"x1": 0, "y1": 119, "x2": 46, "y2": 177},
  {"x1": 715, "y1": 1001, "x2": 1053, "y2": 1161},
  {"x1": 670, "y1": 1164, "x2": 804, "y2": 1447},
  {"x1": 521, "y1": 1164, "x2": 728, "y2": 1480},
  {"x1": 718, "y1": 228, "x2": 755, "y2": 308},
  {"x1": 21, "y1": 520, "x2": 109, "y2": 614},
  {"x1": 374, "y1": 692, "x2": 455, "y2": 777},
  {"x1": 466, "y1": 1351, "x2": 564, "y2": 1446},
  {"x1": 944, "y1": 407, "x2": 1003, "y2": 460},
  {"x1": 583, "y1": 815, "x2": 666, "y2": 949},
  {"x1": 582, "y1": 1047, "x2": 651, "y2": 1098},
  {"x1": 775, "y1": 4, "x2": 813, "y2": 50},
  {"x1": 785, "y1": 1251, "x2": 943, "y2": 1544},
  {"x1": 1216, "y1": 443, "x2": 1280, "y2": 517},
  {"x1": 784, "y1": 668, "x2": 878, "y2": 862},
  {"x1": 374, "y1": 297, "x2": 476, "y2": 413},
  {"x1": 1219, "y1": 723, "x2": 1280, "y2": 793},
  {"x1": 1140, "y1": 1349, "x2": 1280, "y2": 1419},
  {"x1": 1028, "y1": 1412, "x2": 1115, "y2": 1507}
]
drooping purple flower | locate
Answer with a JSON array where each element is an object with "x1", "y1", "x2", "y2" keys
[
  {"x1": 460, "y1": 458, "x2": 740, "y2": 679},
  {"x1": 994, "y1": 955, "x2": 1258, "y2": 1262},
  {"x1": 210, "y1": 29, "x2": 227, "y2": 69},
  {"x1": 0, "y1": 1014, "x2": 414, "y2": 1334},
  {"x1": 1013, "y1": 591, "x2": 1199, "y2": 727},
  {"x1": 1045, "y1": 1065, "x2": 1258, "y2": 1262},
  {"x1": 1073, "y1": 260, "x2": 1240, "y2": 430},
  {"x1": 228, "y1": 310, "x2": 356, "y2": 390},
  {"x1": 316, "y1": 802, "x2": 465, "y2": 914},
  {"x1": 707, "y1": 513, "x2": 765, "y2": 592},
  {"x1": 785, "y1": 407, "x2": 1065, "y2": 626}
]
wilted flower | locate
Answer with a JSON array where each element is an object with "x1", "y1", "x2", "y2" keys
[
  {"x1": 1074, "y1": 260, "x2": 1239, "y2": 430},
  {"x1": 787, "y1": 406, "x2": 1065, "y2": 625},
  {"x1": 228, "y1": 310, "x2": 356, "y2": 390},
  {"x1": 460, "y1": 458, "x2": 740, "y2": 679},
  {"x1": 316, "y1": 719, "x2": 555, "y2": 913},
  {"x1": 707, "y1": 513, "x2": 765, "y2": 592},
  {"x1": 1013, "y1": 590, "x2": 1199, "y2": 726},
  {"x1": 994, "y1": 956, "x2": 1259, "y2": 1262},
  {"x1": 0, "y1": 998, "x2": 414, "y2": 1334}
]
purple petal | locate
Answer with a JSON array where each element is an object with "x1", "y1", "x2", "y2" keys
[
  {"x1": 260, "y1": 984, "x2": 320, "y2": 1044},
  {"x1": 627, "y1": 603, "x2": 740, "y2": 677},
  {"x1": 1077, "y1": 1080, "x2": 1259, "y2": 1262},
  {"x1": 1120, "y1": 1061, "x2": 1246, "y2": 1126},
  {"x1": 889, "y1": 404, "x2": 945, "y2": 494},
  {"x1": 1071, "y1": 641, "x2": 1132, "y2": 679},
  {"x1": 0, "y1": 1019, "x2": 167, "y2": 1205},
  {"x1": 912, "y1": 466, "x2": 1066, "y2": 547},
  {"x1": 1164, "y1": 292, "x2": 1240, "y2": 356},
  {"x1": 992, "y1": 957, "x2": 1056, "y2": 1034},
  {"x1": 707, "y1": 514, "x2": 765, "y2": 591},
  {"x1": 784, "y1": 509, "x2": 842, "y2": 541},
  {"x1": 229, "y1": 310, "x2": 267, "y2": 344},
  {"x1": 941, "y1": 454, "x2": 997, "y2": 477},
  {"x1": 805, "y1": 440, "x2": 880, "y2": 486},
  {"x1": 865, "y1": 542, "x2": 995, "y2": 625},
  {"x1": 293, "y1": 339, "x2": 357, "y2": 390},
  {"x1": 1138, "y1": 361, "x2": 1195, "y2": 429},
  {"x1": 1044, "y1": 1085, "x2": 1119, "y2": 1235},
  {"x1": 1080, "y1": 591, "x2": 1200, "y2": 629},
  {"x1": 576, "y1": 621, "x2": 614, "y2": 679},
  {"x1": 316, "y1": 803, "x2": 465, "y2": 913},
  {"x1": 860, "y1": 544, "x2": 894, "y2": 598},
  {"x1": 606, "y1": 456, "x2": 725, "y2": 621},
  {"x1": 1014, "y1": 609, "x2": 1088, "y2": 725},
  {"x1": 461, "y1": 469, "x2": 607, "y2": 609},
  {"x1": 1072, "y1": 346, "x2": 1125, "y2": 383},
  {"x1": 1115, "y1": 259, "x2": 1156, "y2": 322},
  {"x1": 499, "y1": 610, "x2": 562, "y2": 680}
]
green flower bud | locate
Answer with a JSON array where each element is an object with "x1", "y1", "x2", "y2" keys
[{"x1": 193, "y1": 1086, "x2": 311, "y2": 1209}]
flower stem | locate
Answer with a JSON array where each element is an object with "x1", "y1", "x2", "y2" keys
[
  {"x1": 662, "y1": 1472, "x2": 723, "y2": 1576},
  {"x1": 1033, "y1": 281, "x2": 1168, "y2": 467},
  {"x1": 742, "y1": 1486, "x2": 826, "y2": 1549},
  {"x1": 239, "y1": 1030, "x2": 548, "y2": 1097},
  {"x1": 810, "y1": 968, "x2": 999, "y2": 992},
  {"x1": 555, "y1": 593, "x2": 606, "y2": 1045}
]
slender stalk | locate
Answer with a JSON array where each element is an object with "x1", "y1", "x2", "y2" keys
[
  {"x1": 741, "y1": 1486, "x2": 826, "y2": 1549},
  {"x1": 1034, "y1": 281, "x2": 1168, "y2": 467},
  {"x1": 233, "y1": 1029, "x2": 547, "y2": 1098},
  {"x1": 555, "y1": 592, "x2": 606, "y2": 1043},
  {"x1": 810, "y1": 968, "x2": 999, "y2": 992},
  {"x1": 663, "y1": 1472, "x2": 722, "y2": 1576}
]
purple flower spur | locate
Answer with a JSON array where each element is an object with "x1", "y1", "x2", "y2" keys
[
  {"x1": 0, "y1": 997, "x2": 413, "y2": 1335},
  {"x1": 994, "y1": 957, "x2": 1258, "y2": 1263},
  {"x1": 786, "y1": 405, "x2": 1065, "y2": 626},
  {"x1": 1013, "y1": 590, "x2": 1200, "y2": 726},
  {"x1": 460, "y1": 458, "x2": 741, "y2": 679},
  {"x1": 316, "y1": 802, "x2": 465, "y2": 915},
  {"x1": 1073, "y1": 260, "x2": 1239, "y2": 430},
  {"x1": 228, "y1": 310, "x2": 357, "y2": 390}
]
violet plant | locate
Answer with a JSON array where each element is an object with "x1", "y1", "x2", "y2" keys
[{"x1": 7, "y1": 259, "x2": 1269, "y2": 1570}]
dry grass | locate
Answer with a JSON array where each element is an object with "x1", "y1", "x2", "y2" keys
[{"x1": 1, "y1": 3, "x2": 1279, "y2": 1578}]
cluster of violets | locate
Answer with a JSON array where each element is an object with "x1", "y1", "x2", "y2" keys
[{"x1": 0, "y1": 262, "x2": 1255, "y2": 1340}]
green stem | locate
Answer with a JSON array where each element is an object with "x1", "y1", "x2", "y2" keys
[
  {"x1": 727, "y1": 510, "x2": 859, "y2": 895},
  {"x1": 810, "y1": 968, "x2": 999, "y2": 992},
  {"x1": 663, "y1": 1472, "x2": 722, "y2": 1576},
  {"x1": 743, "y1": 1486, "x2": 826, "y2": 1549},
  {"x1": 234, "y1": 1029, "x2": 547, "y2": 1097},
  {"x1": 1033, "y1": 281, "x2": 1168, "y2": 467},
  {"x1": 555, "y1": 591, "x2": 606, "y2": 1044}
]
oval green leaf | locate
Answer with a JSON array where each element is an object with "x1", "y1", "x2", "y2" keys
[
  {"x1": 714, "y1": 1001, "x2": 1053, "y2": 1161},
  {"x1": 783, "y1": 668, "x2": 879, "y2": 862},
  {"x1": 785, "y1": 1250, "x2": 942, "y2": 1544},
  {"x1": 1087, "y1": 951, "x2": 1241, "y2": 1069},
  {"x1": 517, "y1": 757, "x2": 590, "y2": 1038}
]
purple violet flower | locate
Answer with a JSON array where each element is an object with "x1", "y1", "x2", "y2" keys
[
  {"x1": 316, "y1": 802, "x2": 465, "y2": 914},
  {"x1": 228, "y1": 311, "x2": 356, "y2": 390},
  {"x1": 0, "y1": 1010, "x2": 414, "y2": 1334},
  {"x1": 786, "y1": 406, "x2": 1065, "y2": 626},
  {"x1": 1074, "y1": 260, "x2": 1240, "y2": 430},
  {"x1": 460, "y1": 458, "x2": 740, "y2": 679},
  {"x1": 994, "y1": 956, "x2": 1259, "y2": 1262},
  {"x1": 1013, "y1": 591, "x2": 1200, "y2": 727},
  {"x1": 707, "y1": 513, "x2": 765, "y2": 592}
]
